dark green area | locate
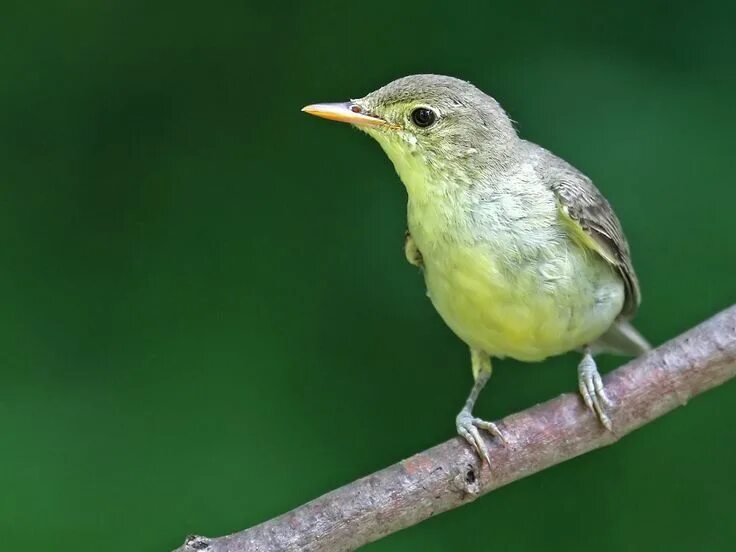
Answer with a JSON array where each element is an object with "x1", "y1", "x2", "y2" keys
[{"x1": 1, "y1": 1, "x2": 735, "y2": 550}]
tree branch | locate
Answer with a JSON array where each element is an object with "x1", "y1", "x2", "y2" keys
[{"x1": 173, "y1": 305, "x2": 736, "y2": 552}]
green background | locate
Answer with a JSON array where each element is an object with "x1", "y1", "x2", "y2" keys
[{"x1": 2, "y1": 1, "x2": 735, "y2": 550}]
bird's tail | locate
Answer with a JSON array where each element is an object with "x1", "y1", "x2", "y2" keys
[{"x1": 592, "y1": 319, "x2": 651, "y2": 357}]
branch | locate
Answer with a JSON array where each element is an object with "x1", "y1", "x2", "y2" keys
[{"x1": 173, "y1": 305, "x2": 736, "y2": 552}]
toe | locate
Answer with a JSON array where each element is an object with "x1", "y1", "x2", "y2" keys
[
  {"x1": 457, "y1": 414, "x2": 492, "y2": 465},
  {"x1": 593, "y1": 401, "x2": 613, "y2": 430},
  {"x1": 593, "y1": 373, "x2": 613, "y2": 407},
  {"x1": 457, "y1": 424, "x2": 473, "y2": 447},
  {"x1": 578, "y1": 352, "x2": 613, "y2": 428},
  {"x1": 473, "y1": 419, "x2": 508, "y2": 446},
  {"x1": 579, "y1": 379, "x2": 594, "y2": 411},
  {"x1": 461, "y1": 426, "x2": 489, "y2": 464},
  {"x1": 468, "y1": 424, "x2": 491, "y2": 465},
  {"x1": 457, "y1": 424, "x2": 482, "y2": 458}
]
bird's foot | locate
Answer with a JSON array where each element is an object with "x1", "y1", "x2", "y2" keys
[
  {"x1": 455, "y1": 408, "x2": 507, "y2": 465},
  {"x1": 578, "y1": 353, "x2": 613, "y2": 430}
]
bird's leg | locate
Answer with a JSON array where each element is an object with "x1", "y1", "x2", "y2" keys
[
  {"x1": 404, "y1": 230, "x2": 423, "y2": 268},
  {"x1": 455, "y1": 349, "x2": 507, "y2": 465},
  {"x1": 577, "y1": 347, "x2": 613, "y2": 430}
]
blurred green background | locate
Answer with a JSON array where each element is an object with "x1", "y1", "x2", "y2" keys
[{"x1": 2, "y1": 1, "x2": 735, "y2": 550}]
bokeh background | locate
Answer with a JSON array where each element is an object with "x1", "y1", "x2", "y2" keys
[{"x1": 2, "y1": 1, "x2": 735, "y2": 550}]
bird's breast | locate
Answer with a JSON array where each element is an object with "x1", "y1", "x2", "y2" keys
[{"x1": 408, "y1": 199, "x2": 624, "y2": 362}]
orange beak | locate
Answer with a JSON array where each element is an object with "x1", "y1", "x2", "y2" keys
[{"x1": 301, "y1": 102, "x2": 388, "y2": 127}]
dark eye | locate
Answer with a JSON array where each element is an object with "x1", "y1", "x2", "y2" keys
[{"x1": 411, "y1": 107, "x2": 437, "y2": 128}]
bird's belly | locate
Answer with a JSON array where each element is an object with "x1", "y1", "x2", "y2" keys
[{"x1": 422, "y1": 243, "x2": 624, "y2": 361}]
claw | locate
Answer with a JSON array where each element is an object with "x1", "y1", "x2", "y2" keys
[
  {"x1": 578, "y1": 352, "x2": 613, "y2": 430},
  {"x1": 456, "y1": 409, "x2": 506, "y2": 465},
  {"x1": 473, "y1": 418, "x2": 508, "y2": 446},
  {"x1": 470, "y1": 424, "x2": 491, "y2": 466}
]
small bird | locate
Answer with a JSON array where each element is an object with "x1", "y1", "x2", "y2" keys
[{"x1": 302, "y1": 75, "x2": 650, "y2": 464}]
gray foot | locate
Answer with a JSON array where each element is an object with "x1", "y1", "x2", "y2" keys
[
  {"x1": 578, "y1": 353, "x2": 613, "y2": 430},
  {"x1": 456, "y1": 408, "x2": 507, "y2": 465}
]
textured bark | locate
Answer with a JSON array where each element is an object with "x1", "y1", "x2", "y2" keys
[{"x1": 173, "y1": 305, "x2": 736, "y2": 552}]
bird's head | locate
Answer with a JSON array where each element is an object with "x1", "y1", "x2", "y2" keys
[{"x1": 302, "y1": 74, "x2": 520, "y2": 189}]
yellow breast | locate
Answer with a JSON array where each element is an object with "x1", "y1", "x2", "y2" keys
[{"x1": 420, "y1": 239, "x2": 624, "y2": 362}]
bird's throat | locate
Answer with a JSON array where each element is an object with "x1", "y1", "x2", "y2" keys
[{"x1": 374, "y1": 137, "x2": 472, "y2": 252}]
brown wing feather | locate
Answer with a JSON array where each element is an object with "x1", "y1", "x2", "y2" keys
[{"x1": 531, "y1": 145, "x2": 641, "y2": 318}]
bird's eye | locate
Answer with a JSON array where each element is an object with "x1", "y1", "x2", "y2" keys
[{"x1": 410, "y1": 107, "x2": 437, "y2": 128}]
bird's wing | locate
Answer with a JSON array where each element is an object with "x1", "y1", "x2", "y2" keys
[{"x1": 536, "y1": 148, "x2": 641, "y2": 318}]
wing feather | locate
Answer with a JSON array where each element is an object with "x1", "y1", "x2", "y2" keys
[{"x1": 532, "y1": 146, "x2": 641, "y2": 318}]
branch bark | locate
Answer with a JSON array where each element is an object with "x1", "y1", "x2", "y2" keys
[{"x1": 173, "y1": 305, "x2": 736, "y2": 552}]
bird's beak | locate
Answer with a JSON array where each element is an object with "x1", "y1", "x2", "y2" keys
[{"x1": 301, "y1": 102, "x2": 388, "y2": 128}]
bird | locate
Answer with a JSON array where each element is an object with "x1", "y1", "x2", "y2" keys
[{"x1": 302, "y1": 74, "x2": 650, "y2": 465}]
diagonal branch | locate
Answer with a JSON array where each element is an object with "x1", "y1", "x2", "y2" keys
[{"x1": 173, "y1": 305, "x2": 736, "y2": 552}]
